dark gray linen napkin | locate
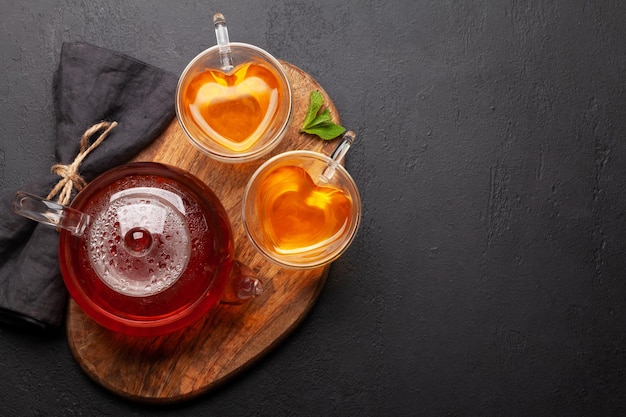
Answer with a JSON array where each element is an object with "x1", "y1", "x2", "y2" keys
[{"x1": 0, "y1": 42, "x2": 179, "y2": 330}]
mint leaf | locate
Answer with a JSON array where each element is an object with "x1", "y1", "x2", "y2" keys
[
  {"x1": 301, "y1": 90, "x2": 346, "y2": 140},
  {"x1": 303, "y1": 122, "x2": 346, "y2": 140},
  {"x1": 302, "y1": 90, "x2": 324, "y2": 128},
  {"x1": 306, "y1": 109, "x2": 332, "y2": 128}
]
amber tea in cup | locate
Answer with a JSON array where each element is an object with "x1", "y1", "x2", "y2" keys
[
  {"x1": 176, "y1": 14, "x2": 292, "y2": 163},
  {"x1": 243, "y1": 132, "x2": 361, "y2": 269}
]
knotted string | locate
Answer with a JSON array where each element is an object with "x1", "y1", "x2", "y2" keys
[{"x1": 46, "y1": 121, "x2": 118, "y2": 205}]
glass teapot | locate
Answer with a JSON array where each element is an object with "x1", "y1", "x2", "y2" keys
[{"x1": 12, "y1": 162, "x2": 262, "y2": 336}]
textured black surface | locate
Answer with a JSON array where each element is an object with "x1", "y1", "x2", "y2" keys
[{"x1": 1, "y1": 1, "x2": 626, "y2": 416}]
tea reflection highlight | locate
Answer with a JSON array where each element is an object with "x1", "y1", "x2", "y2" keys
[
  {"x1": 182, "y1": 62, "x2": 283, "y2": 152},
  {"x1": 257, "y1": 165, "x2": 354, "y2": 254}
]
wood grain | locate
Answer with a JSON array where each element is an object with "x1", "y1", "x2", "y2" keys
[{"x1": 65, "y1": 62, "x2": 343, "y2": 403}]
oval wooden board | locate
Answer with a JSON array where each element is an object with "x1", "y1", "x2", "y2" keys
[{"x1": 66, "y1": 62, "x2": 343, "y2": 403}]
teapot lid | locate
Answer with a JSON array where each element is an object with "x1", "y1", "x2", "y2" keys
[{"x1": 88, "y1": 187, "x2": 191, "y2": 297}]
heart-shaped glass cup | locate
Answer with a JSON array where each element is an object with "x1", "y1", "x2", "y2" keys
[
  {"x1": 176, "y1": 42, "x2": 292, "y2": 163},
  {"x1": 242, "y1": 134, "x2": 361, "y2": 269}
]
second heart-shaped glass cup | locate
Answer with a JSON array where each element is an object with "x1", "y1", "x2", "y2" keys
[
  {"x1": 242, "y1": 136, "x2": 361, "y2": 269},
  {"x1": 176, "y1": 42, "x2": 292, "y2": 163}
]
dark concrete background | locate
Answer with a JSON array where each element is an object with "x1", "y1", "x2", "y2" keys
[{"x1": 2, "y1": 1, "x2": 626, "y2": 416}]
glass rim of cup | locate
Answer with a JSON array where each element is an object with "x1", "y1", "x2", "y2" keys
[
  {"x1": 242, "y1": 149, "x2": 362, "y2": 269},
  {"x1": 175, "y1": 42, "x2": 293, "y2": 163}
]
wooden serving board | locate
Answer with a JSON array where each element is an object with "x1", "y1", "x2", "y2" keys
[{"x1": 66, "y1": 62, "x2": 343, "y2": 403}]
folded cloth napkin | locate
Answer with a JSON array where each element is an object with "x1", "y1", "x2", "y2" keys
[{"x1": 0, "y1": 42, "x2": 179, "y2": 331}]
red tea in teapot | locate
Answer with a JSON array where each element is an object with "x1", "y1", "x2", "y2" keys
[
  {"x1": 58, "y1": 163, "x2": 234, "y2": 333},
  {"x1": 11, "y1": 161, "x2": 265, "y2": 335},
  {"x1": 255, "y1": 165, "x2": 354, "y2": 254},
  {"x1": 180, "y1": 62, "x2": 284, "y2": 152}
]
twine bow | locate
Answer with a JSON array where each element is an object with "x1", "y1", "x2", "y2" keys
[{"x1": 46, "y1": 121, "x2": 118, "y2": 205}]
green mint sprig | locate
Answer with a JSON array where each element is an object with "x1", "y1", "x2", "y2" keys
[{"x1": 300, "y1": 90, "x2": 346, "y2": 140}]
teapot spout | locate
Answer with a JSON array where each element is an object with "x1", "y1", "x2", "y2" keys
[
  {"x1": 12, "y1": 191, "x2": 90, "y2": 236},
  {"x1": 220, "y1": 260, "x2": 264, "y2": 304}
]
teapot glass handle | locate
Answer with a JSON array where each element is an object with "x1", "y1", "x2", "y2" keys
[{"x1": 12, "y1": 191, "x2": 90, "y2": 236}]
